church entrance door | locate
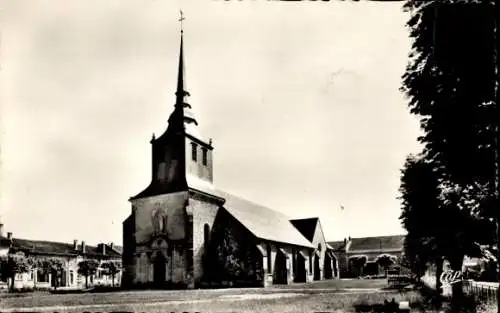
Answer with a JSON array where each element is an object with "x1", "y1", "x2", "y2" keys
[
  {"x1": 273, "y1": 249, "x2": 287, "y2": 285},
  {"x1": 314, "y1": 255, "x2": 320, "y2": 280},
  {"x1": 294, "y1": 253, "x2": 306, "y2": 283},
  {"x1": 153, "y1": 252, "x2": 167, "y2": 287},
  {"x1": 324, "y1": 253, "x2": 333, "y2": 279}
]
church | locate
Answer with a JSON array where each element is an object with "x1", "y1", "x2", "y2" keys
[{"x1": 121, "y1": 28, "x2": 339, "y2": 289}]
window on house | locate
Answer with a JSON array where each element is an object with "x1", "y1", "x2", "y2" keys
[
  {"x1": 37, "y1": 269, "x2": 49, "y2": 283},
  {"x1": 202, "y1": 148, "x2": 208, "y2": 166},
  {"x1": 70, "y1": 271, "x2": 74, "y2": 285},
  {"x1": 191, "y1": 142, "x2": 198, "y2": 161},
  {"x1": 267, "y1": 244, "x2": 272, "y2": 273},
  {"x1": 204, "y1": 224, "x2": 210, "y2": 248}
]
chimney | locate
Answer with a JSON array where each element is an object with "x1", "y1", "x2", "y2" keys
[
  {"x1": 7, "y1": 232, "x2": 12, "y2": 240},
  {"x1": 102, "y1": 243, "x2": 106, "y2": 256},
  {"x1": 110, "y1": 242, "x2": 114, "y2": 250},
  {"x1": 73, "y1": 240, "x2": 78, "y2": 250},
  {"x1": 81, "y1": 241, "x2": 86, "y2": 253},
  {"x1": 0, "y1": 223, "x2": 4, "y2": 238}
]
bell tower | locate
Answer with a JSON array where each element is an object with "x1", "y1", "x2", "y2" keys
[{"x1": 131, "y1": 15, "x2": 214, "y2": 201}]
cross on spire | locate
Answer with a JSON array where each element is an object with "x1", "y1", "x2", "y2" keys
[{"x1": 179, "y1": 10, "x2": 185, "y2": 33}]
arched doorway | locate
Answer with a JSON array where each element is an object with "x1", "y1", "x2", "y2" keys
[
  {"x1": 314, "y1": 255, "x2": 321, "y2": 280},
  {"x1": 273, "y1": 249, "x2": 288, "y2": 284},
  {"x1": 324, "y1": 253, "x2": 333, "y2": 279},
  {"x1": 294, "y1": 252, "x2": 306, "y2": 282},
  {"x1": 153, "y1": 252, "x2": 167, "y2": 287}
]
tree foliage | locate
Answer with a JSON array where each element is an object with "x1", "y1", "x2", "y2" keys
[
  {"x1": 78, "y1": 259, "x2": 99, "y2": 289},
  {"x1": 101, "y1": 261, "x2": 121, "y2": 287},
  {"x1": 0, "y1": 253, "x2": 33, "y2": 291},
  {"x1": 400, "y1": 2, "x2": 498, "y2": 307},
  {"x1": 376, "y1": 254, "x2": 396, "y2": 273},
  {"x1": 401, "y1": 0, "x2": 496, "y2": 190},
  {"x1": 205, "y1": 211, "x2": 263, "y2": 286},
  {"x1": 349, "y1": 256, "x2": 367, "y2": 277},
  {"x1": 36, "y1": 258, "x2": 64, "y2": 289}
]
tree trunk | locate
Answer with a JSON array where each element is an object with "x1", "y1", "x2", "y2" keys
[
  {"x1": 85, "y1": 275, "x2": 88, "y2": 289},
  {"x1": 450, "y1": 256, "x2": 465, "y2": 313},
  {"x1": 435, "y1": 258, "x2": 444, "y2": 295},
  {"x1": 10, "y1": 274, "x2": 15, "y2": 291}
]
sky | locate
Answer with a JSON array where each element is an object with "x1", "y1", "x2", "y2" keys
[{"x1": 0, "y1": 0, "x2": 422, "y2": 246}]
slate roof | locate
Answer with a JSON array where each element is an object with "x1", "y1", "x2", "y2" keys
[
  {"x1": 290, "y1": 218, "x2": 319, "y2": 242},
  {"x1": 187, "y1": 175, "x2": 315, "y2": 248},
  {"x1": 0, "y1": 237, "x2": 121, "y2": 258},
  {"x1": 349, "y1": 235, "x2": 405, "y2": 252},
  {"x1": 328, "y1": 235, "x2": 405, "y2": 253}
]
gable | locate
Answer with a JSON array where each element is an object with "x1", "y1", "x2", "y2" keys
[{"x1": 290, "y1": 218, "x2": 318, "y2": 242}]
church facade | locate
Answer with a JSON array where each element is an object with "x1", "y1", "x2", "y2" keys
[{"x1": 121, "y1": 30, "x2": 339, "y2": 289}]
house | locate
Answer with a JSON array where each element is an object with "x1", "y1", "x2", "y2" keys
[
  {"x1": 328, "y1": 235, "x2": 405, "y2": 278},
  {"x1": 0, "y1": 228, "x2": 122, "y2": 290}
]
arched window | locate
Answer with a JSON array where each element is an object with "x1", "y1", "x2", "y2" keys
[
  {"x1": 157, "y1": 162, "x2": 167, "y2": 181},
  {"x1": 204, "y1": 224, "x2": 210, "y2": 247},
  {"x1": 163, "y1": 216, "x2": 168, "y2": 233}
]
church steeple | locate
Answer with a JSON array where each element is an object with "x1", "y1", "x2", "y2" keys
[
  {"x1": 168, "y1": 15, "x2": 199, "y2": 138},
  {"x1": 130, "y1": 13, "x2": 214, "y2": 201}
]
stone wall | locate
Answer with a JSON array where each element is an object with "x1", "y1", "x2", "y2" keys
[
  {"x1": 132, "y1": 191, "x2": 189, "y2": 245},
  {"x1": 204, "y1": 209, "x2": 264, "y2": 287},
  {"x1": 189, "y1": 194, "x2": 220, "y2": 287}
]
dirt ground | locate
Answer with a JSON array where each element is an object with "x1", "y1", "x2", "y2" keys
[{"x1": 0, "y1": 279, "x2": 423, "y2": 313}]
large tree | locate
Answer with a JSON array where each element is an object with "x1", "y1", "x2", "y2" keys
[
  {"x1": 399, "y1": 154, "x2": 444, "y2": 290},
  {"x1": 401, "y1": 0, "x2": 499, "y2": 309},
  {"x1": 401, "y1": 0, "x2": 496, "y2": 188}
]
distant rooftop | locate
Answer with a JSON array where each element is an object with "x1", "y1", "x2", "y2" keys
[{"x1": 328, "y1": 234, "x2": 405, "y2": 252}]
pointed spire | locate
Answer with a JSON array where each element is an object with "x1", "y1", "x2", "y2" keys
[
  {"x1": 167, "y1": 11, "x2": 200, "y2": 138},
  {"x1": 175, "y1": 30, "x2": 190, "y2": 106}
]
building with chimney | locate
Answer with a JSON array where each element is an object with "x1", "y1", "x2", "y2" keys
[
  {"x1": 0, "y1": 224, "x2": 122, "y2": 290},
  {"x1": 121, "y1": 28, "x2": 340, "y2": 289},
  {"x1": 328, "y1": 235, "x2": 405, "y2": 278}
]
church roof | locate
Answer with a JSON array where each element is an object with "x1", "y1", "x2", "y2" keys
[
  {"x1": 290, "y1": 218, "x2": 319, "y2": 242},
  {"x1": 187, "y1": 176, "x2": 314, "y2": 249}
]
